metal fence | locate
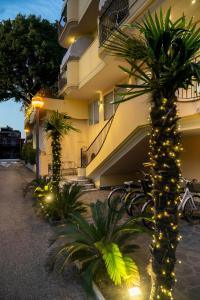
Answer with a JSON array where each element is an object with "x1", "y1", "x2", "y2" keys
[{"x1": 99, "y1": 0, "x2": 129, "y2": 45}]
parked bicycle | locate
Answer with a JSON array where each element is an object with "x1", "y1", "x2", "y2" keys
[
  {"x1": 133, "y1": 177, "x2": 200, "y2": 229},
  {"x1": 107, "y1": 179, "x2": 142, "y2": 215}
]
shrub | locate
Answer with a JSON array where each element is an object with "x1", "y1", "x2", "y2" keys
[
  {"x1": 22, "y1": 143, "x2": 36, "y2": 165},
  {"x1": 47, "y1": 200, "x2": 145, "y2": 291},
  {"x1": 35, "y1": 183, "x2": 86, "y2": 222}
]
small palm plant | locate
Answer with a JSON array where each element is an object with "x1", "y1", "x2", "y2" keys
[
  {"x1": 36, "y1": 183, "x2": 86, "y2": 221},
  {"x1": 105, "y1": 9, "x2": 200, "y2": 300},
  {"x1": 44, "y1": 111, "x2": 79, "y2": 194},
  {"x1": 23, "y1": 176, "x2": 51, "y2": 198},
  {"x1": 47, "y1": 200, "x2": 145, "y2": 291}
]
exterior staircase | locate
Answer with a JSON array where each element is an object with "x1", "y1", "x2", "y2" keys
[{"x1": 61, "y1": 175, "x2": 97, "y2": 191}]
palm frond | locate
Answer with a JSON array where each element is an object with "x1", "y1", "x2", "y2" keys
[
  {"x1": 96, "y1": 242, "x2": 127, "y2": 285},
  {"x1": 44, "y1": 111, "x2": 79, "y2": 138},
  {"x1": 124, "y1": 256, "x2": 140, "y2": 287},
  {"x1": 105, "y1": 8, "x2": 200, "y2": 101}
]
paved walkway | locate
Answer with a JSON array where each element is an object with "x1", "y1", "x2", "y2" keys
[
  {"x1": 0, "y1": 162, "x2": 199, "y2": 300},
  {"x1": 0, "y1": 162, "x2": 87, "y2": 300}
]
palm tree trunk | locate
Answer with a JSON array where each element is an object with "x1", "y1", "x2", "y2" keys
[
  {"x1": 149, "y1": 90, "x2": 181, "y2": 300},
  {"x1": 51, "y1": 133, "x2": 61, "y2": 194}
]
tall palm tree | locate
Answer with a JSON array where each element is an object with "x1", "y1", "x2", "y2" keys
[
  {"x1": 106, "y1": 9, "x2": 200, "y2": 300},
  {"x1": 44, "y1": 111, "x2": 79, "y2": 194}
]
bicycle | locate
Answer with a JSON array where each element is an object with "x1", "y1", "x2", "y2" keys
[
  {"x1": 107, "y1": 180, "x2": 141, "y2": 215},
  {"x1": 128, "y1": 172, "x2": 153, "y2": 228},
  {"x1": 136, "y1": 177, "x2": 200, "y2": 229}
]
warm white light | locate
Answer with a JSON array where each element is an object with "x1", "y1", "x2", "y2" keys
[
  {"x1": 192, "y1": 0, "x2": 196, "y2": 4},
  {"x1": 45, "y1": 194, "x2": 54, "y2": 203},
  {"x1": 32, "y1": 96, "x2": 44, "y2": 108},
  {"x1": 68, "y1": 36, "x2": 76, "y2": 44},
  {"x1": 128, "y1": 286, "x2": 142, "y2": 297}
]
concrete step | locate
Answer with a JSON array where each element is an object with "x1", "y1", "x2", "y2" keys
[
  {"x1": 82, "y1": 188, "x2": 98, "y2": 192},
  {"x1": 82, "y1": 183, "x2": 96, "y2": 190},
  {"x1": 60, "y1": 178, "x2": 96, "y2": 191}
]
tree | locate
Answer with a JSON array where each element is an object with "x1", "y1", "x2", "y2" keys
[
  {"x1": 106, "y1": 9, "x2": 200, "y2": 300},
  {"x1": 0, "y1": 14, "x2": 64, "y2": 105},
  {"x1": 44, "y1": 111, "x2": 79, "y2": 194}
]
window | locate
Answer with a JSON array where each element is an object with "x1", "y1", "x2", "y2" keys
[
  {"x1": 114, "y1": 87, "x2": 127, "y2": 103},
  {"x1": 104, "y1": 92, "x2": 114, "y2": 120},
  {"x1": 104, "y1": 90, "x2": 122, "y2": 121},
  {"x1": 89, "y1": 100, "x2": 99, "y2": 125}
]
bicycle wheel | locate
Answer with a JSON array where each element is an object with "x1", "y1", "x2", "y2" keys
[
  {"x1": 107, "y1": 187, "x2": 126, "y2": 212},
  {"x1": 128, "y1": 193, "x2": 146, "y2": 217},
  {"x1": 183, "y1": 194, "x2": 200, "y2": 224},
  {"x1": 141, "y1": 199, "x2": 154, "y2": 230}
]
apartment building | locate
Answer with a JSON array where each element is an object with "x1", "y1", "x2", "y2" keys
[
  {"x1": 0, "y1": 126, "x2": 23, "y2": 159},
  {"x1": 28, "y1": 0, "x2": 200, "y2": 187}
]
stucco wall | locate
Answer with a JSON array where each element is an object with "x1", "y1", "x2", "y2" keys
[{"x1": 181, "y1": 135, "x2": 200, "y2": 181}]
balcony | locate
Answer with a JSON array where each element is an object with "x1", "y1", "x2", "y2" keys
[
  {"x1": 177, "y1": 82, "x2": 200, "y2": 102},
  {"x1": 99, "y1": 0, "x2": 151, "y2": 46},
  {"x1": 58, "y1": 36, "x2": 94, "y2": 94},
  {"x1": 58, "y1": 0, "x2": 99, "y2": 48},
  {"x1": 99, "y1": 0, "x2": 129, "y2": 45}
]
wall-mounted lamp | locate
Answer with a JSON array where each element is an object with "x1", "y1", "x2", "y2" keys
[
  {"x1": 96, "y1": 91, "x2": 103, "y2": 107},
  {"x1": 68, "y1": 36, "x2": 76, "y2": 45}
]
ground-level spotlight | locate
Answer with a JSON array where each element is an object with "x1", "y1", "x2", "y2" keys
[
  {"x1": 45, "y1": 194, "x2": 54, "y2": 204},
  {"x1": 128, "y1": 286, "x2": 142, "y2": 297}
]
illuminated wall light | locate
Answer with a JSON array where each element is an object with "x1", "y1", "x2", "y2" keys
[
  {"x1": 97, "y1": 91, "x2": 103, "y2": 109},
  {"x1": 192, "y1": 0, "x2": 196, "y2": 4},
  {"x1": 128, "y1": 286, "x2": 142, "y2": 297},
  {"x1": 68, "y1": 36, "x2": 76, "y2": 44}
]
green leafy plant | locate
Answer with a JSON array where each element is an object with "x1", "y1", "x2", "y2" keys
[
  {"x1": 23, "y1": 176, "x2": 51, "y2": 198},
  {"x1": 47, "y1": 200, "x2": 144, "y2": 291},
  {"x1": 36, "y1": 183, "x2": 86, "y2": 222},
  {"x1": 105, "y1": 8, "x2": 200, "y2": 300},
  {"x1": 44, "y1": 111, "x2": 79, "y2": 194},
  {"x1": 22, "y1": 143, "x2": 36, "y2": 165},
  {"x1": 0, "y1": 15, "x2": 64, "y2": 105}
]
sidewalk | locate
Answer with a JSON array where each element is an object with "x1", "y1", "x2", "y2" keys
[{"x1": 0, "y1": 162, "x2": 87, "y2": 300}]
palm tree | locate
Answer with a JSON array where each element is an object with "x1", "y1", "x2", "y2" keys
[
  {"x1": 47, "y1": 200, "x2": 144, "y2": 292},
  {"x1": 44, "y1": 111, "x2": 79, "y2": 194},
  {"x1": 106, "y1": 9, "x2": 200, "y2": 300}
]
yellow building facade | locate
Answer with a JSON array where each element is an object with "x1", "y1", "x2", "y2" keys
[{"x1": 28, "y1": 0, "x2": 200, "y2": 187}]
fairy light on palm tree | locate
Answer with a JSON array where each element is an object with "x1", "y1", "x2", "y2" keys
[
  {"x1": 44, "y1": 111, "x2": 79, "y2": 194},
  {"x1": 106, "y1": 9, "x2": 200, "y2": 300}
]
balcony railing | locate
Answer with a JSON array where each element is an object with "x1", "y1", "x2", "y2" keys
[
  {"x1": 177, "y1": 82, "x2": 200, "y2": 102},
  {"x1": 177, "y1": 56, "x2": 200, "y2": 101},
  {"x1": 81, "y1": 115, "x2": 114, "y2": 167},
  {"x1": 99, "y1": 0, "x2": 129, "y2": 45}
]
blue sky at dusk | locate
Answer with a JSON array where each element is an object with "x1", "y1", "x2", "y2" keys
[{"x1": 0, "y1": 0, "x2": 63, "y2": 137}]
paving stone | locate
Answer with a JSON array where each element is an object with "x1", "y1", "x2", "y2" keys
[{"x1": 0, "y1": 163, "x2": 87, "y2": 300}]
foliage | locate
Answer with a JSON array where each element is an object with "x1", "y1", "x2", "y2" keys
[
  {"x1": 23, "y1": 176, "x2": 51, "y2": 198},
  {"x1": 35, "y1": 183, "x2": 86, "y2": 222},
  {"x1": 47, "y1": 200, "x2": 144, "y2": 290},
  {"x1": 22, "y1": 143, "x2": 36, "y2": 165},
  {"x1": 106, "y1": 8, "x2": 200, "y2": 300},
  {"x1": 0, "y1": 14, "x2": 64, "y2": 105},
  {"x1": 44, "y1": 111, "x2": 79, "y2": 193}
]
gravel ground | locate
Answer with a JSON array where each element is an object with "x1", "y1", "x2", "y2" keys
[
  {"x1": 1, "y1": 162, "x2": 199, "y2": 300},
  {"x1": 0, "y1": 162, "x2": 87, "y2": 300}
]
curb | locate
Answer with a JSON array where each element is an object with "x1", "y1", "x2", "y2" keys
[{"x1": 92, "y1": 282, "x2": 106, "y2": 300}]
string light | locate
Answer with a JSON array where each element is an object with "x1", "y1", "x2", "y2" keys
[{"x1": 147, "y1": 93, "x2": 182, "y2": 300}]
